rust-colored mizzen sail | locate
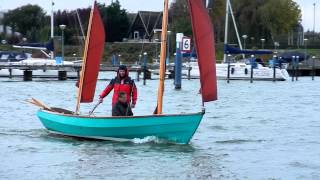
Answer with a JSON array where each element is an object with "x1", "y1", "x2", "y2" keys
[
  {"x1": 188, "y1": 0, "x2": 217, "y2": 102},
  {"x1": 77, "y1": 3, "x2": 105, "y2": 107}
]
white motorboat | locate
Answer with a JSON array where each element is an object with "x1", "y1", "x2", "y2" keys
[
  {"x1": 183, "y1": 61, "x2": 290, "y2": 81},
  {"x1": 0, "y1": 51, "x2": 78, "y2": 78}
]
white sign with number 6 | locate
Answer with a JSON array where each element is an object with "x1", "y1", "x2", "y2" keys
[{"x1": 182, "y1": 38, "x2": 191, "y2": 51}]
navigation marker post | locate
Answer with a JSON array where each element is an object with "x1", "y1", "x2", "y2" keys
[{"x1": 174, "y1": 33, "x2": 184, "y2": 90}]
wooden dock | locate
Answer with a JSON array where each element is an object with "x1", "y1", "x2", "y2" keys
[
  {"x1": 3, "y1": 62, "x2": 319, "y2": 81},
  {"x1": 287, "y1": 66, "x2": 320, "y2": 76},
  {"x1": 0, "y1": 64, "x2": 144, "y2": 80}
]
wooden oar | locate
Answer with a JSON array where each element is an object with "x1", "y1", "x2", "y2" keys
[
  {"x1": 32, "y1": 98, "x2": 52, "y2": 110},
  {"x1": 25, "y1": 98, "x2": 74, "y2": 114},
  {"x1": 89, "y1": 101, "x2": 101, "y2": 116},
  {"x1": 25, "y1": 98, "x2": 53, "y2": 111}
]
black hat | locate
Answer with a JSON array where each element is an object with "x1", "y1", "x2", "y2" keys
[{"x1": 118, "y1": 65, "x2": 127, "y2": 70}]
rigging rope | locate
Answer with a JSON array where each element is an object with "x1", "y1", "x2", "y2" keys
[{"x1": 139, "y1": 11, "x2": 153, "y2": 59}]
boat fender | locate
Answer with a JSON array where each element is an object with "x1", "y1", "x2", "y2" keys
[
  {"x1": 231, "y1": 68, "x2": 235, "y2": 74},
  {"x1": 244, "y1": 68, "x2": 248, "y2": 75}
]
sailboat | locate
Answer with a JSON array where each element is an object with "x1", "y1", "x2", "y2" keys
[
  {"x1": 32, "y1": 0, "x2": 217, "y2": 144},
  {"x1": 183, "y1": 0, "x2": 290, "y2": 81}
]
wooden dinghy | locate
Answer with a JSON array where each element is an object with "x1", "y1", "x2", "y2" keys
[
  {"x1": 31, "y1": 0, "x2": 217, "y2": 144},
  {"x1": 37, "y1": 110, "x2": 204, "y2": 144}
]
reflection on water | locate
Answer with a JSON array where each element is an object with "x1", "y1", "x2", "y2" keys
[{"x1": 0, "y1": 75, "x2": 320, "y2": 179}]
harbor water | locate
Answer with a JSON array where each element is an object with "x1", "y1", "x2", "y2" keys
[{"x1": 0, "y1": 74, "x2": 319, "y2": 179}]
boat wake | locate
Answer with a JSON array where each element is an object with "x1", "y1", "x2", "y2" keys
[
  {"x1": 0, "y1": 128, "x2": 45, "y2": 139},
  {"x1": 131, "y1": 136, "x2": 166, "y2": 144}
]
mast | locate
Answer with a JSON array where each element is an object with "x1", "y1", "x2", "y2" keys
[
  {"x1": 75, "y1": 3, "x2": 94, "y2": 114},
  {"x1": 223, "y1": 0, "x2": 244, "y2": 61},
  {"x1": 228, "y1": 1, "x2": 243, "y2": 52},
  {"x1": 76, "y1": 9, "x2": 86, "y2": 45},
  {"x1": 223, "y1": 0, "x2": 230, "y2": 62},
  {"x1": 50, "y1": 1, "x2": 54, "y2": 59},
  {"x1": 156, "y1": 0, "x2": 169, "y2": 114}
]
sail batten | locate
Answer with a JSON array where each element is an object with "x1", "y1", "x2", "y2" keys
[
  {"x1": 76, "y1": 2, "x2": 105, "y2": 113},
  {"x1": 188, "y1": 0, "x2": 217, "y2": 102}
]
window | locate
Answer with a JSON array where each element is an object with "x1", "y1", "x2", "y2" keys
[{"x1": 134, "y1": 31, "x2": 139, "y2": 40}]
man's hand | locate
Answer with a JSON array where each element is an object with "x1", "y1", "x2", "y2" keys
[
  {"x1": 99, "y1": 97, "x2": 103, "y2": 103},
  {"x1": 131, "y1": 103, "x2": 135, "y2": 108}
]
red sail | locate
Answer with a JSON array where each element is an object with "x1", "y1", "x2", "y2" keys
[
  {"x1": 188, "y1": 0, "x2": 217, "y2": 102},
  {"x1": 80, "y1": 3, "x2": 105, "y2": 103}
]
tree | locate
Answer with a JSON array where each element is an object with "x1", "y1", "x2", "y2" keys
[
  {"x1": 99, "y1": 1, "x2": 130, "y2": 42},
  {"x1": 258, "y1": 0, "x2": 301, "y2": 41},
  {"x1": 54, "y1": 8, "x2": 90, "y2": 45},
  {"x1": 212, "y1": 0, "x2": 301, "y2": 47},
  {"x1": 170, "y1": 0, "x2": 193, "y2": 36},
  {"x1": 3, "y1": 5, "x2": 47, "y2": 42},
  {"x1": 54, "y1": 1, "x2": 130, "y2": 44},
  {"x1": 209, "y1": 0, "x2": 225, "y2": 42}
]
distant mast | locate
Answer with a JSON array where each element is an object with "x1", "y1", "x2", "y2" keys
[
  {"x1": 223, "y1": 0, "x2": 244, "y2": 61},
  {"x1": 223, "y1": 0, "x2": 229, "y2": 62},
  {"x1": 50, "y1": 1, "x2": 54, "y2": 59}
]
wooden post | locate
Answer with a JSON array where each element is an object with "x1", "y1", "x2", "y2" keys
[
  {"x1": 136, "y1": 70, "x2": 140, "y2": 81},
  {"x1": 250, "y1": 65, "x2": 253, "y2": 83},
  {"x1": 143, "y1": 69, "x2": 146, "y2": 85},
  {"x1": 227, "y1": 54, "x2": 231, "y2": 83},
  {"x1": 291, "y1": 56, "x2": 295, "y2": 82},
  {"x1": 23, "y1": 70, "x2": 32, "y2": 81},
  {"x1": 188, "y1": 67, "x2": 191, "y2": 80},
  {"x1": 9, "y1": 69, "x2": 12, "y2": 79},
  {"x1": 312, "y1": 56, "x2": 316, "y2": 80},
  {"x1": 250, "y1": 55, "x2": 254, "y2": 83},
  {"x1": 58, "y1": 71, "x2": 67, "y2": 80},
  {"x1": 143, "y1": 52, "x2": 147, "y2": 85},
  {"x1": 296, "y1": 56, "x2": 299, "y2": 81},
  {"x1": 273, "y1": 55, "x2": 276, "y2": 82}
]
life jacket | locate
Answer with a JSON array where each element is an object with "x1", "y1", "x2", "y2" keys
[{"x1": 99, "y1": 68, "x2": 137, "y2": 106}]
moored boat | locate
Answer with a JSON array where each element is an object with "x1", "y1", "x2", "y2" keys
[{"x1": 183, "y1": 61, "x2": 290, "y2": 80}]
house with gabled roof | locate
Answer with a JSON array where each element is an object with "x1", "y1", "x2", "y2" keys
[{"x1": 127, "y1": 11, "x2": 163, "y2": 42}]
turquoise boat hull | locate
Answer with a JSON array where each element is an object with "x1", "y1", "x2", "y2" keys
[{"x1": 36, "y1": 110, "x2": 204, "y2": 144}]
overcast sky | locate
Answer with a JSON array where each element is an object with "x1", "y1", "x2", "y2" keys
[{"x1": 1, "y1": 0, "x2": 319, "y2": 32}]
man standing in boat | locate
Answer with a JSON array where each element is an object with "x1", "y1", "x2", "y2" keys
[{"x1": 99, "y1": 65, "x2": 138, "y2": 110}]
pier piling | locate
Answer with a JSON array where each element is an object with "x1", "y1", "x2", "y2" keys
[
  {"x1": 291, "y1": 56, "x2": 295, "y2": 82},
  {"x1": 23, "y1": 70, "x2": 33, "y2": 81},
  {"x1": 9, "y1": 69, "x2": 12, "y2": 79},
  {"x1": 312, "y1": 56, "x2": 316, "y2": 80},
  {"x1": 296, "y1": 56, "x2": 299, "y2": 81},
  {"x1": 250, "y1": 65, "x2": 253, "y2": 83},
  {"x1": 250, "y1": 55, "x2": 254, "y2": 83},
  {"x1": 227, "y1": 54, "x2": 231, "y2": 83},
  {"x1": 273, "y1": 55, "x2": 276, "y2": 82},
  {"x1": 143, "y1": 52, "x2": 147, "y2": 85},
  {"x1": 136, "y1": 70, "x2": 140, "y2": 81},
  {"x1": 174, "y1": 48, "x2": 182, "y2": 89},
  {"x1": 187, "y1": 67, "x2": 191, "y2": 80},
  {"x1": 58, "y1": 71, "x2": 67, "y2": 80}
]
